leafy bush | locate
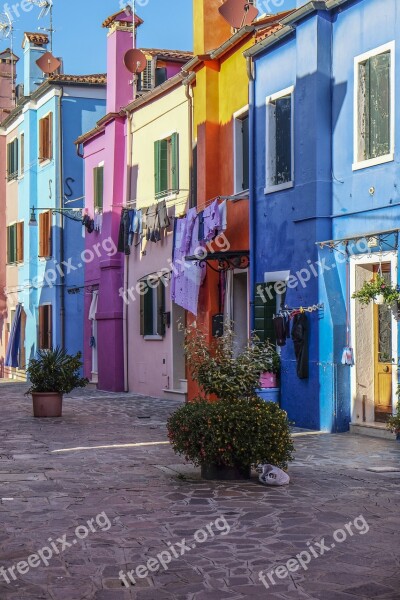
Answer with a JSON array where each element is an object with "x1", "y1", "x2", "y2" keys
[
  {"x1": 26, "y1": 347, "x2": 88, "y2": 395},
  {"x1": 352, "y1": 274, "x2": 400, "y2": 306},
  {"x1": 184, "y1": 326, "x2": 280, "y2": 401},
  {"x1": 167, "y1": 396, "x2": 294, "y2": 469},
  {"x1": 386, "y1": 399, "x2": 400, "y2": 435}
]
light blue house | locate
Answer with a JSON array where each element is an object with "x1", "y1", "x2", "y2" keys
[
  {"x1": 245, "y1": 0, "x2": 400, "y2": 434},
  {"x1": 1, "y1": 32, "x2": 106, "y2": 375}
]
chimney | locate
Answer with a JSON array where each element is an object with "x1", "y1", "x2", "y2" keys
[
  {"x1": 0, "y1": 48, "x2": 18, "y2": 122},
  {"x1": 194, "y1": 0, "x2": 232, "y2": 55},
  {"x1": 102, "y1": 5, "x2": 143, "y2": 113},
  {"x1": 22, "y1": 32, "x2": 49, "y2": 96}
]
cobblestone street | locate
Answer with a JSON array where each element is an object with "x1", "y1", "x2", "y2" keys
[{"x1": 0, "y1": 383, "x2": 399, "y2": 600}]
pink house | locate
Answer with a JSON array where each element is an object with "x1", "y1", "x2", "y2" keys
[{"x1": 76, "y1": 7, "x2": 193, "y2": 392}]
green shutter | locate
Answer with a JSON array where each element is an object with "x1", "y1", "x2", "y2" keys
[
  {"x1": 7, "y1": 225, "x2": 16, "y2": 264},
  {"x1": 368, "y1": 52, "x2": 390, "y2": 159},
  {"x1": 157, "y1": 283, "x2": 165, "y2": 336},
  {"x1": 154, "y1": 140, "x2": 161, "y2": 196},
  {"x1": 171, "y1": 133, "x2": 179, "y2": 193},
  {"x1": 7, "y1": 143, "x2": 11, "y2": 180},
  {"x1": 142, "y1": 283, "x2": 154, "y2": 336},
  {"x1": 94, "y1": 166, "x2": 104, "y2": 211},
  {"x1": 160, "y1": 139, "x2": 168, "y2": 196},
  {"x1": 13, "y1": 138, "x2": 19, "y2": 179},
  {"x1": 254, "y1": 283, "x2": 276, "y2": 344},
  {"x1": 140, "y1": 292, "x2": 145, "y2": 336}
]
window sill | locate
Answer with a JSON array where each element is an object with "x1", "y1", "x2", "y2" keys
[
  {"x1": 156, "y1": 192, "x2": 178, "y2": 202},
  {"x1": 143, "y1": 335, "x2": 163, "y2": 341},
  {"x1": 39, "y1": 159, "x2": 52, "y2": 168},
  {"x1": 352, "y1": 153, "x2": 394, "y2": 171},
  {"x1": 264, "y1": 181, "x2": 294, "y2": 195}
]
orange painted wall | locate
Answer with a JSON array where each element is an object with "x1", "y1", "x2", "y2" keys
[{"x1": 188, "y1": 35, "x2": 253, "y2": 401}]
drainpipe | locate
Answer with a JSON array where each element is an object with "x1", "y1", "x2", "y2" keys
[
  {"x1": 184, "y1": 75, "x2": 194, "y2": 206},
  {"x1": 58, "y1": 87, "x2": 65, "y2": 350},
  {"x1": 246, "y1": 56, "x2": 255, "y2": 332},
  {"x1": 122, "y1": 109, "x2": 133, "y2": 393}
]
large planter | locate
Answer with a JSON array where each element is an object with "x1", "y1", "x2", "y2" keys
[
  {"x1": 201, "y1": 463, "x2": 251, "y2": 481},
  {"x1": 32, "y1": 392, "x2": 63, "y2": 418}
]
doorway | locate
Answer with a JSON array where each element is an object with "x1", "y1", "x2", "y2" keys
[{"x1": 351, "y1": 256, "x2": 397, "y2": 425}]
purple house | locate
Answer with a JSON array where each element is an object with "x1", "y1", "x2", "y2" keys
[{"x1": 76, "y1": 8, "x2": 192, "y2": 391}]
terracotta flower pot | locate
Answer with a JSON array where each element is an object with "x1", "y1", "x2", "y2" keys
[
  {"x1": 201, "y1": 463, "x2": 251, "y2": 481},
  {"x1": 32, "y1": 392, "x2": 63, "y2": 418}
]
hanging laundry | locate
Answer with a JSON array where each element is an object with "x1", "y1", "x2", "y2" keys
[
  {"x1": 94, "y1": 212, "x2": 103, "y2": 233},
  {"x1": 156, "y1": 200, "x2": 170, "y2": 230},
  {"x1": 171, "y1": 208, "x2": 206, "y2": 316},
  {"x1": 203, "y1": 199, "x2": 222, "y2": 241},
  {"x1": 291, "y1": 313, "x2": 309, "y2": 379},
  {"x1": 273, "y1": 315, "x2": 287, "y2": 347},
  {"x1": 82, "y1": 214, "x2": 95, "y2": 234},
  {"x1": 218, "y1": 200, "x2": 227, "y2": 232},
  {"x1": 145, "y1": 204, "x2": 158, "y2": 242},
  {"x1": 117, "y1": 209, "x2": 131, "y2": 255}
]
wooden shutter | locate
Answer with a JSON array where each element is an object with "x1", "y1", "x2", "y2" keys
[
  {"x1": 140, "y1": 283, "x2": 154, "y2": 336},
  {"x1": 7, "y1": 226, "x2": 11, "y2": 263},
  {"x1": 39, "y1": 305, "x2": 52, "y2": 350},
  {"x1": 39, "y1": 118, "x2": 44, "y2": 161},
  {"x1": 20, "y1": 134, "x2": 24, "y2": 175},
  {"x1": 16, "y1": 222, "x2": 24, "y2": 263},
  {"x1": 94, "y1": 166, "x2": 104, "y2": 211},
  {"x1": 46, "y1": 305, "x2": 52, "y2": 349},
  {"x1": 275, "y1": 95, "x2": 291, "y2": 185},
  {"x1": 7, "y1": 142, "x2": 11, "y2": 180},
  {"x1": 38, "y1": 212, "x2": 44, "y2": 257},
  {"x1": 156, "y1": 282, "x2": 165, "y2": 336},
  {"x1": 254, "y1": 283, "x2": 276, "y2": 344},
  {"x1": 44, "y1": 211, "x2": 51, "y2": 257},
  {"x1": 369, "y1": 52, "x2": 390, "y2": 159},
  {"x1": 140, "y1": 291, "x2": 145, "y2": 335},
  {"x1": 154, "y1": 140, "x2": 161, "y2": 196},
  {"x1": 171, "y1": 133, "x2": 179, "y2": 193},
  {"x1": 48, "y1": 113, "x2": 53, "y2": 160}
]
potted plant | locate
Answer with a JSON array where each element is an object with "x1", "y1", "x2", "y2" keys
[
  {"x1": 352, "y1": 274, "x2": 400, "y2": 306},
  {"x1": 26, "y1": 347, "x2": 88, "y2": 418},
  {"x1": 386, "y1": 397, "x2": 400, "y2": 441},
  {"x1": 167, "y1": 327, "x2": 294, "y2": 480},
  {"x1": 259, "y1": 341, "x2": 280, "y2": 389}
]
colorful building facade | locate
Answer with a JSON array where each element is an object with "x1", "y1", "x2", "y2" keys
[
  {"x1": 246, "y1": 0, "x2": 399, "y2": 433},
  {"x1": 0, "y1": 32, "x2": 106, "y2": 378},
  {"x1": 76, "y1": 8, "x2": 192, "y2": 392}
]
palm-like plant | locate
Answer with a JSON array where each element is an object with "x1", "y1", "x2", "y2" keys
[{"x1": 26, "y1": 347, "x2": 88, "y2": 395}]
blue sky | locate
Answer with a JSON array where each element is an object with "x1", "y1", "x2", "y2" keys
[{"x1": 3, "y1": 0, "x2": 298, "y2": 81}]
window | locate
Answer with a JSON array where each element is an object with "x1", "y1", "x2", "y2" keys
[
  {"x1": 355, "y1": 43, "x2": 394, "y2": 169},
  {"x1": 154, "y1": 133, "x2": 179, "y2": 198},
  {"x1": 155, "y1": 67, "x2": 167, "y2": 87},
  {"x1": 93, "y1": 165, "x2": 104, "y2": 212},
  {"x1": 39, "y1": 112, "x2": 53, "y2": 163},
  {"x1": 20, "y1": 133, "x2": 24, "y2": 177},
  {"x1": 38, "y1": 305, "x2": 52, "y2": 350},
  {"x1": 140, "y1": 279, "x2": 166, "y2": 338},
  {"x1": 7, "y1": 138, "x2": 19, "y2": 181},
  {"x1": 7, "y1": 222, "x2": 24, "y2": 264},
  {"x1": 234, "y1": 107, "x2": 249, "y2": 193},
  {"x1": 254, "y1": 280, "x2": 287, "y2": 345},
  {"x1": 38, "y1": 211, "x2": 52, "y2": 258},
  {"x1": 265, "y1": 86, "x2": 294, "y2": 193}
]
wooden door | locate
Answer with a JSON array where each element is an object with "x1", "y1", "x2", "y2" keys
[{"x1": 373, "y1": 265, "x2": 393, "y2": 422}]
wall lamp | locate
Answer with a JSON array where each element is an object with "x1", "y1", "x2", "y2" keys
[{"x1": 29, "y1": 206, "x2": 84, "y2": 225}]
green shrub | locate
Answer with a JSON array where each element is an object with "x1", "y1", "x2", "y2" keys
[
  {"x1": 167, "y1": 396, "x2": 294, "y2": 469},
  {"x1": 26, "y1": 347, "x2": 88, "y2": 395},
  {"x1": 386, "y1": 401, "x2": 400, "y2": 435}
]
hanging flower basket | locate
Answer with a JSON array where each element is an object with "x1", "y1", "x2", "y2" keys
[{"x1": 352, "y1": 274, "x2": 400, "y2": 306}]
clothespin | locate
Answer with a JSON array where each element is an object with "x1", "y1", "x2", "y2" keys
[{"x1": 300, "y1": 306, "x2": 304, "y2": 313}]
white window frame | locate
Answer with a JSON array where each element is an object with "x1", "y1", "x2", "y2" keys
[
  {"x1": 353, "y1": 41, "x2": 395, "y2": 171},
  {"x1": 233, "y1": 105, "x2": 249, "y2": 194},
  {"x1": 265, "y1": 85, "x2": 295, "y2": 194}
]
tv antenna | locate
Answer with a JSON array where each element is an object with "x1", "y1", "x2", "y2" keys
[
  {"x1": 28, "y1": 0, "x2": 54, "y2": 51},
  {"x1": 218, "y1": 0, "x2": 259, "y2": 29},
  {"x1": 0, "y1": 11, "x2": 16, "y2": 107}
]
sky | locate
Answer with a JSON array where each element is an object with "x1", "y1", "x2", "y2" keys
[{"x1": 1, "y1": 0, "x2": 298, "y2": 82}]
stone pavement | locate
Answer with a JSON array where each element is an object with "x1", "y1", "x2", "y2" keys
[{"x1": 0, "y1": 383, "x2": 399, "y2": 600}]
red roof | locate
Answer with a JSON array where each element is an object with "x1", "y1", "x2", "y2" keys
[
  {"x1": 102, "y1": 6, "x2": 143, "y2": 28},
  {"x1": 141, "y1": 48, "x2": 193, "y2": 62},
  {"x1": 48, "y1": 73, "x2": 106, "y2": 85},
  {"x1": 22, "y1": 32, "x2": 49, "y2": 47}
]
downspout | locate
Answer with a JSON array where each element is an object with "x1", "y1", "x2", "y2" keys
[
  {"x1": 246, "y1": 56, "x2": 255, "y2": 333},
  {"x1": 123, "y1": 109, "x2": 133, "y2": 393},
  {"x1": 184, "y1": 75, "x2": 194, "y2": 206},
  {"x1": 58, "y1": 87, "x2": 65, "y2": 350}
]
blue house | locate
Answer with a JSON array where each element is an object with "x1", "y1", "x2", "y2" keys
[
  {"x1": 1, "y1": 32, "x2": 106, "y2": 376},
  {"x1": 245, "y1": 0, "x2": 400, "y2": 434}
]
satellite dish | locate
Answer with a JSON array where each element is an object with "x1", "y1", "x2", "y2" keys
[
  {"x1": 218, "y1": 0, "x2": 259, "y2": 29},
  {"x1": 0, "y1": 12, "x2": 12, "y2": 40},
  {"x1": 124, "y1": 49, "x2": 147, "y2": 74},
  {"x1": 36, "y1": 51, "x2": 61, "y2": 74}
]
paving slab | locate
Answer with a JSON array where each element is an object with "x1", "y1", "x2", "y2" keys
[{"x1": 0, "y1": 383, "x2": 399, "y2": 599}]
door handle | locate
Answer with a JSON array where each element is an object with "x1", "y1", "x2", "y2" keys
[{"x1": 383, "y1": 366, "x2": 390, "y2": 373}]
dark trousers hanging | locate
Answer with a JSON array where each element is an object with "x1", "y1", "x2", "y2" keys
[{"x1": 291, "y1": 313, "x2": 309, "y2": 379}]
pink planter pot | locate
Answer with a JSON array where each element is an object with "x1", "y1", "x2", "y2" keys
[{"x1": 260, "y1": 372, "x2": 278, "y2": 389}]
